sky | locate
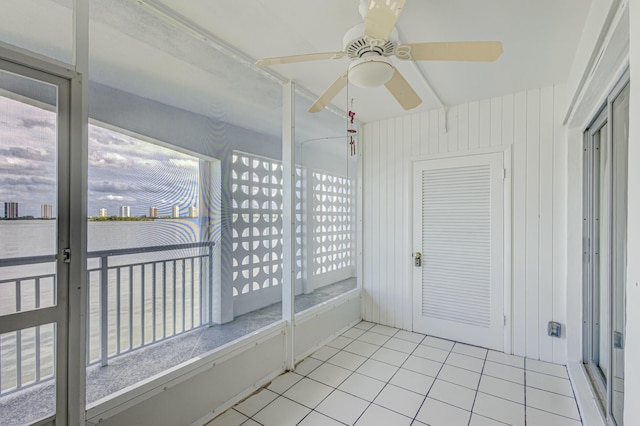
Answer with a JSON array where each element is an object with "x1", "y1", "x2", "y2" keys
[{"x1": 0, "y1": 94, "x2": 199, "y2": 218}]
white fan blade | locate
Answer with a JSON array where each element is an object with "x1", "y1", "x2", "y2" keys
[
  {"x1": 397, "y1": 41, "x2": 503, "y2": 62},
  {"x1": 256, "y1": 51, "x2": 347, "y2": 67},
  {"x1": 309, "y1": 72, "x2": 348, "y2": 113},
  {"x1": 384, "y1": 67, "x2": 422, "y2": 110},
  {"x1": 364, "y1": 0, "x2": 406, "y2": 41}
]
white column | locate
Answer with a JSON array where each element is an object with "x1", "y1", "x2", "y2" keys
[{"x1": 282, "y1": 81, "x2": 296, "y2": 369}]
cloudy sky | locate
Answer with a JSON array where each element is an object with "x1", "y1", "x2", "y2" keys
[{"x1": 0, "y1": 95, "x2": 199, "y2": 218}]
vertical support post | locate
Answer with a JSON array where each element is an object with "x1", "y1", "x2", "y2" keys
[
  {"x1": 68, "y1": 1, "x2": 89, "y2": 423},
  {"x1": 100, "y1": 256, "x2": 108, "y2": 367},
  {"x1": 208, "y1": 244, "x2": 214, "y2": 326},
  {"x1": 282, "y1": 81, "x2": 296, "y2": 370}
]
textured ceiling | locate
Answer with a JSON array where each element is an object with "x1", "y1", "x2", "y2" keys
[{"x1": 0, "y1": 0, "x2": 591, "y2": 139}]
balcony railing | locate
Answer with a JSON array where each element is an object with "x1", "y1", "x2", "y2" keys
[{"x1": 0, "y1": 241, "x2": 215, "y2": 396}]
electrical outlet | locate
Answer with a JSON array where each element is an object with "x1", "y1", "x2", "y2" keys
[{"x1": 548, "y1": 321, "x2": 561, "y2": 338}]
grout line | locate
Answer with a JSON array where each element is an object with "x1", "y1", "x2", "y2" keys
[{"x1": 467, "y1": 348, "x2": 488, "y2": 425}]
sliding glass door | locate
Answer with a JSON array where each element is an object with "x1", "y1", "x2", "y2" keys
[{"x1": 583, "y1": 77, "x2": 628, "y2": 425}]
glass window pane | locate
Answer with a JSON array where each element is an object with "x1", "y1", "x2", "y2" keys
[{"x1": 611, "y1": 83, "x2": 629, "y2": 425}]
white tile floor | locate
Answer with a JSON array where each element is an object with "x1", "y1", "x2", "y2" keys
[{"x1": 207, "y1": 322, "x2": 583, "y2": 426}]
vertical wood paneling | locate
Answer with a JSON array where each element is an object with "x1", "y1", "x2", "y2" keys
[
  {"x1": 429, "y1": 109, "x2": 439, "y2": 154},
  {"x1": 438, "y1": 109, "x2": 448, "y2": 153},
  {"x1": 395, "y1": 117, "x2": 404, "y2": 327},
  {"x1": 479, "y1": 99, "x2": 491, "y2": 148},
  {"x1": 458, "y1": 103, "x2": 469, "y2": 151},
  {"x1": 502, "y1": 94, "x2": 515, "y2": 147},
  {"x1": 552, "y1": 85, "x2": 568, "y2": 364},
  {"x1": 361, "y1": 85, "x2": 567, "y2": 361},
  {"x1": 469, "y1": 101, "x2": 480, "y2": 149},
  {"x1": 491, "y1": 97, "x2": 502, "y2": 147},
  {"x1": 448, "y1": 106, "x2": 459, "y2": 152},
  {"x1": 525, "y1": 88, "x2": 541, "y2": 359},
  {"x1": 371, "y1": 120, "x2": 381, "y2": 323},
  {"x1": 512, "y1": 91, "x2": 528, "y2": 357},
  {"x1": 539, "y1": 86, "x2": 555, "y2": 362}
]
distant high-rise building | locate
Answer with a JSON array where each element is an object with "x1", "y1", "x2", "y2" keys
[
  {"x1": 4, "y1": 202, "x2": 18, "y2": 219},
  {"x1": 99, "y1": 208, "x2": 107, "y2": 217},
  {"x1": 172, "y1": 206, "x2": 180, "y2": 218},
  {"x1": 120, "y1": 206, "x2": 130, "y2": 217},
  {"x1": 41, "y1": 204, "x2": 53, "y2": 219},
  {"x1": 149, "y1": 206, "x2": 158, "y2": 218},
  {"x1": 188, "y1": 206, "x2": 198, "y2": 218}
]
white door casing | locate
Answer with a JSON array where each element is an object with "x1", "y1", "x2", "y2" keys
[{"x1": 412, "y1": 152, "x2": 505, "y2": 350}]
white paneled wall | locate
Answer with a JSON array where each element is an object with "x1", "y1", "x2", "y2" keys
[{"x1": 362, "y1": 85, "x2": 568, "y2": 364}]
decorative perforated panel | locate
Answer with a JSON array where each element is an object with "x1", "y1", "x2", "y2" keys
[
  {"x1": 312, "y1": 171, "x2": 354, "y2": 275},
  {"x1": 231, "y1": 152, "x2": 302, "y2": 297}
]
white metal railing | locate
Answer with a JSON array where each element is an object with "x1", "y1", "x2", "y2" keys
[{"x1": 0, "y1": 241, "x2": 215, "y2": 396}]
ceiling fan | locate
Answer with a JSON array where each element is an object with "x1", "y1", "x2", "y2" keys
[{"x1": 255, "y1": 0, "x2": 503, "y2": 113}]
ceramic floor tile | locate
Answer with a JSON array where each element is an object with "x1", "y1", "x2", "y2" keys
[
  {"x1": 412, "y1": 344, "x2": 450, "y2": 363},
  {"x1": 422, "y1": 336, "x2": 455, "y2": 351},
  {"x1": 356, "y1": 403, "x2": 413, "y2": 426},
  {"x1": 298, "y1": 411, "x2": 345, "y2": 426},
  {"x1": 295, "y1": 357, "x2": 323, "y2": 376},
  {"x1": 373, "y1": 384, "x2": 424, "y2": 418},
  {"x1": 383, "y1": 337, "x2": 420, "y2": 354},
  {"x1": 445, "y1": 352, "x2": 485, "y2": 373},
  {"x1": 472, "y1": 392, "x2": 524, "y2": 426},
  {"x1": 338, "y1": 372, "x2": 386, "y2": 401},
  {"x1": 526, "y1": 406, "x2": 583, "y2": 426},
  {"x1": 354, "y1": 321, "x2": 376, "y2": 330},
  {"x1": 526, "y1": 358, "x2": 569, "y2": 379},
  {"x1": 343, "y1": 340, "x2": 380, "y2": 357},
  {"x1": 394, "y1": 330, "x2": 425, "y2": 344},
  {"x1": 452, "y1": 342, "x2": 488, "y2": 360},
  {"x1": 234, "y1": 389, "x2": 279, "y2": 417},
  {"x1": 327, "y1": 350, "x2": 368, "y2": 371},
  {"x1": 437, "y1": 364, "x2": 481, "y2": 390},
  {"x1": 370, "y1": 324, "x2": 399, "y2": 336},
  {"x1": 308, "y1": 363, "x2": 352, "y2": 388},
  {"x1": 342, "y1": 327, "x2": 367, "y2": 340},
  {"x1": 526, "y1": 387, "x2": 580, "y2": 420},
  {"x1": 415, "y1": 397, "x2": 471, "y2": 426},
  {"x1": 427, "y1": 379, "x2": 476, "y2": 410},
  {"x1": 469, "y1": 413, "x2": 509, "y2": 425},
  {"x1": 371, "y1": 347, "x2": 409, "y2": 367},
  {"x1": 283, "y1": 378, "x2": 334, "y2": 409},
  {"x1": 316, "y1": 390, "x2": 370, "y2": 425},
  {"x1": 402, "y1": 355, "x2": 442, "y2": 377},
  {"x1": 482, "y1": 360, "x2": 524, "y2": 384},
  {"x1": 389, "y1": 368, "x2": 435, "y2": 395},
  {"x1": 267, "y1": 372, "x2": 304, "y2": 394},
  {"x1": 478, "y1": 374, "x2": 524, "y2": 404},
  {"x1": 526, "y1": 370, "x2": 574, "y2": 397},
  {"x1": 311, "y1": 346, "x2": 340, "y2": 362},
  {"x1": 327, "y1": 335, "x2": 353, "y2": 350},
  {"x1": 486, "y1": 351, "x2": 525, "y2": 368},
  {"x1": 206, "y1": 409, "x2": 248, "y2": 426},
  {"x1": 253, "y1": 396, "x2": 311, "y2": 426},
  {"x1": 356, "y1": 359, "x2": 399, "y2": 382},
  {"x1": 241, "y1": 420, "x2": 261, "y2": 426},
  {"x1": 357, "y1": 331, "x2": 391, "y2": 346}
]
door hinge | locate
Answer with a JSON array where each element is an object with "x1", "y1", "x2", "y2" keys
[
  {"x1": 503, "y1": 168, "x2": 507, "y2": 180},
  {"x1": 504, "y1": 315, "x2": 507, "y2": 326},
  {"x1": 57, "y1": 248, "x2": 71, "y2": 264}
]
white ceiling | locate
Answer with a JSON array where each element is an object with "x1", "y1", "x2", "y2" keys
[{"x1": 0, "y1": 0, "x2": 591, "y2": 139}]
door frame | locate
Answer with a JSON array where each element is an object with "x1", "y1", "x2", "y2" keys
[
  {"x1": 0, "y1": 42, "x2": 85, "y2": 426},
  {"x1": 408, "y1": 146, "x2": 512, "y2": 353}
]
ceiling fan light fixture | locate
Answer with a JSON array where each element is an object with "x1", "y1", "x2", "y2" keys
[{"x1": 348, "y1": 56, "x2": 394, "y2": 88}]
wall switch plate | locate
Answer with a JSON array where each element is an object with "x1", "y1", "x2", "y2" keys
[{"x1": 548, "y1": 321, "x2": 561, "y2": 338}]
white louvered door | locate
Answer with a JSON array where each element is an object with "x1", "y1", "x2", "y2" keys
[{"x1": 412, "y1": 152, "x2": 504, "y2": 350}]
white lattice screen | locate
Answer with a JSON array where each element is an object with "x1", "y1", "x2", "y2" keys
[
  {"x1": 312, "y1": 171, "x2": 354, "y2": 275},
  {"x1": 231, "y1": 152, "x2": 302, "y2": 297}
]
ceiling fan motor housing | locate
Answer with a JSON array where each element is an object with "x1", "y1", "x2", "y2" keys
[{"x1": 343, "y1": 23, "x2": 398, "y2": 59}]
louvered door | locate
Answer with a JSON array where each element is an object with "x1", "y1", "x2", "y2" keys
[{"x1": 412, "y1": 152, "x2": 504, "y2": 350}]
